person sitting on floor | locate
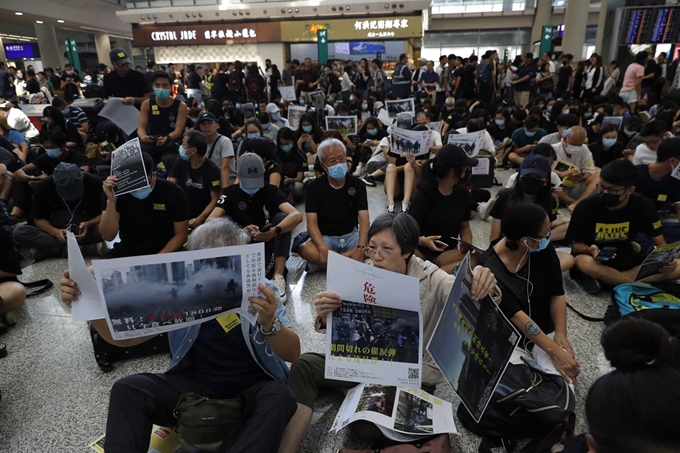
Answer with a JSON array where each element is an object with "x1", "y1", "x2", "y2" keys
[
  {"x1": 274, "y1": 127, "x2": 305, "y2": 199},
  {"x1": 632, "y1": 119, "x2": 671, "y2": 166},
  {"x1": 296, "y1": 138, "x2": 369, "y2": 271},
  {"x1": 277, "y1": 212, "x2": 498, "y2": 453},
  {"x1": 197, "y1": 111, "x2": 235, "y2": 188},
  {"x1": 552, "y1": 126, "x2": 599, "y2": 213},
  {"x1": 385, "y1": 124, "x2": 431, "y2": 213},
  {"x1": 479, "y1": 200, "x2": 580, "y2": 387},
  {"x1": 168, "y1": 130, "x2": 221, "y2": 230},
  {"x1": 208, "y1": 153, "x2": 302, "y2": 303},
  {"x1": 508, "y1": 115, "x2": 547, "y2": 166},
  {"x1": 51, "y1": 96, "x2": 89, "y2": 141},
  {"x1": 13, "y1": 163, "x2": 104, "y2": 261},
  {"x1": 59, "y1": 217, "x2": 300, "y2": 453},
  {"x1": 567, "y1": 159, "x2": 680, "y2": 294},
  {"x1": 0, "y1": 201, "x2": 26, "y2": 333}
]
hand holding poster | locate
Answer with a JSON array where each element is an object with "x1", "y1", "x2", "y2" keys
[
  {"x1": 287, "y1": 105, "x2": 306, "y2": 130},
  {"x1": 325, "y1": 253, "x2": 422, "y2": 387},
  {"x1": 377, "y1": 107, "x2": 393, "y2": 127},
  {"x1": 326, "y1": 116, "x2": 358, "y2": 135},
  {"x1": 92, "y1": 242, "x2": 265, "y2": 340},
  {"x1": 330, "y1": 384, "x2": 458, "y2": 441},
  {"x1": 427, "y1": 253, "x2": 520, "y2": 423},
  {"x1": 446, "y1": 130, "x2": 485, "y2": 157},
  {"x1": 390, "y1": 127, "x2": 432, "y2": 158},
  {"x1": 99, "y1": 97, "x2": 140, "y2": 135},
  {"x1": 386, "y1": 99, "x2": 415, "y2": 118},
  {"x1": 110, "y1": 138, "x2": 150, "y2": 196},
  {"x1": 67, "y1": 232, "x2": 106, "y2": 322},
  {"x1": 635, "y1": 240, "x2": 680, "y2": 281}
]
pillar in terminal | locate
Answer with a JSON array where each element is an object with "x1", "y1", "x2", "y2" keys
[
  {"x1": 34, "y1": 24, "x2": 61, "y2": 70},
  {"x1": 594, "y1": 0, "x2": 609, "y2": 56},
  {"x1": 94, "y1": 32, "x2": 112, "y2": 66},
  {"x1": 562, "y1": 0, "x2": 590, "y2": 59},
  {"x1": 532, "y1": 0, "x2": 553, "y2": 45}
]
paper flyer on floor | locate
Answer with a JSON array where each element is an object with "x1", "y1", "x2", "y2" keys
[
  {"x1": 325, "y1": 253, "x2": 422, "y2": 387},
  {"x1": 426, "y1": 253, "x2": 520, "y2": 423},
  {"x1": 389, "y1": 127, "x2": 432, "y2": 158},
  {"x1": 635, "y1": 240, "x2": 680, "y2": 281},
  {"x1": 330, "y1": 383, "x2": 458, "y2": 439},
  {"x1": 92, "y1": 243, "x2": 265, "y2": 340}
]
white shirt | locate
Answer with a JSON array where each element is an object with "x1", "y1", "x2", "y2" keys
[
  {"x1": 341, "y1": 72, "x2": 352, "y2": 92},
  {"x1": 273, "y1": 118, "x2": 290, "y2": 128},
  {"x1": 435, "y1": 65, "x2": 445, "y2": 92},
  {"x1": 633, "y1": 143, "x2": 657, "y2": 166},
  {"x1": 206, "y1": 133, "x2": 236, "y2": 182},
  {"x1": 455, "y1": 127, "x2": 495, "y2": 153},
  {"x1": 6, "y1": 107, "x2": 38, "y2": 139},
  {"x1": 538, "y1": 132, "x2": 562, "y2": 146},
  {"x1": 505, "y1": 66, "x2": 516, "y2": 87},
  {"x1": 506, "y1": 171, "x2": 562, "y2": 189},
  {"x1": 552, "y1": 142, "x2": 596, "y2": 173},
  {"x1": 548, "y1": 60, "x2": 556, "y2": 74}
]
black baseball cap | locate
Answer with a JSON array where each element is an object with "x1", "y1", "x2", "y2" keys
[
  {"x1": 109, "y1": 47, "x2": 131, "y2": 66},
  {"x1": 519, "y1": 155, "x2": 551, "y2": 179},
  {"x1": 54, "y1": 163, "x2": 84, "y2": 200},
  {"x1": 433, "y1": 144, "x2": 479, "y2": 168},
  {"x1": 197, "y1": 112, "x2": 217, "y2": 123},
  {"x1": 150, "y1": 71, "x2": 172, "y2": 84}
]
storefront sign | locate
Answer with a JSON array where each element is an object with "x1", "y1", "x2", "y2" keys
[
  {"x1": 132, "y1": 22, "x2": 281, "y2": 46},
  {"x1": 281, "y1": 16, "x2": 421, "y2": 42}
]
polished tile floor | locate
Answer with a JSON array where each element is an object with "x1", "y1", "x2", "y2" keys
[{"x1": 0, "y1": 168, "x2": 613, "y2": 452}]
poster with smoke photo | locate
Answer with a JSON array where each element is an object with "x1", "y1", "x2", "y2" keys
[
  {"x1": 386, "y1": 99, "x2": 415, "y2": 118},
  {"x1": 446, "y1": 130, "x2": 485, "y2": 158},
  {"x1": 287, "y1": 105, "x2": 307, "y2": 130},
  {"x1": 110, "y1": 138, "x2": 149, "y2": 196},
  {"x1": 241, "y1": 102, "x2": 256, "y2": 120},
  {"x1": 326, "y1": 116, "x2": 358, "y2": 135},
  {"x1": 389, "y1": 127, "x2": 432, "y2": 158},
  {"x1": 92, "y1": 243, "x2": 265, "y2": 340},
  {"x1": 325, "y1": 253, "x2": 422, "y2": 388}
]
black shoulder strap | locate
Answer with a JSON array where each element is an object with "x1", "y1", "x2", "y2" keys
[
  {"x1": 22, "y1": 279, "x2": 54, "y2": 298},
  {"x1": 566, "y1": 301, "x2": 605, "y2": 322},
  {"x1": 207, "y1": 135, "x2": 223, "y2": 160}
]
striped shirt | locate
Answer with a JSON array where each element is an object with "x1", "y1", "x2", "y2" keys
[{"x1": 66, "y1": 106, "x2": 88, "y2": 128}]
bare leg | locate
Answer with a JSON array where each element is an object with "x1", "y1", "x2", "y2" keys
[
  {"x1": 385, "y1": 163, "x2": 397, "y2": 204},
  {"x1": 297, "y1": 241, "x2": 323, "y2": 266},
  {"x1": 508, "y1": 152, "x2": 526, "y2": 166},
  {"x1": 551, "y1": 222, "x2": 569, "y2": 241},
  {"x1": 574, "y1": 255, "x2": 633, "y2": 286},
  {"x1": 436, "y1": 250, "x2": 466, "y2": 274},
  {"x1": 403, "y1": 163, "x2": 415, "y2": 206},
  {"x1": 0, "y1": 281, "x2": 26, "y2": 315},
  {"x1": 557, "y1": 251, "x2": 575, "y2": 272},
  {"x1": 278, "y1": 404, "x2": 313, "y2": 453}
]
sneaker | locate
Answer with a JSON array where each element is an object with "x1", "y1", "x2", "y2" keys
[
  {"x1": 580, "y1": 275, "x2": 601, "y2": 295},
  {"x1": 387, "y1": 203, "x2": 395, "y2": 213},
  {"x1": 273, "y1": 274, "x2": 288, "y2": 305},
  {"x1": 363, "y1": 174, "x2": 377, "y2": 187},
  {"x1": 401, "y1": 202, "x2": 409, "y2": 213},
  {"x1": 96, "y1": 241, "x2": 110, "y2": 256},
  {"x1": 353, "y1": 165, "x2": 365, "y2": 177},
  {"x1": 3, "y1": 310, "x2": 16, "y2": 326},
  {"x1": 478, "y1": 197, "x2": 497, "y2": 220},
  {"x1": 8, "y1": 215, "x2": 26, "y2": 226}
]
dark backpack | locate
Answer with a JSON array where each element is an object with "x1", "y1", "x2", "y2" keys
[
  {"x1": 606, "y1": 283, "x2": 680, "y2": 336},
  {"x1": 477, "y1": 61, "x2": 493, "y2": 85},
  {"x1": 246, "y1": 75, "x2": 263, "y2": 99},
  {"x1": 229, "y1": 72, "x2": 244, "y2": 93}
]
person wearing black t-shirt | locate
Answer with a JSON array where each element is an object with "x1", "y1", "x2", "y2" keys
[
  {"x1": 0, "y1": 199, "x2": 26, "y2": 331},
  {"x1": 101, "y1": 152, "x2": 189, "y2": 258},
  {"x1": 352, "y1": 117, "x2": 389, "y2": 177},
  {"x1": 409, "y1": 145, "x2": 477, "y2": 273},
  {"x1": 103, "y1": 48, "x2": 151, "y2": 108},
  {"x1": 589, "y1": 123, "x2": 625, "y2": 168},
  {"x1": 13, "y1": 163, "x2": 104, "y2": 261},
  {"x1": 478, "y1": 201, "x2": 580, "y2": 385},
  {"x1": 208, "y1": 153, "x2": 301, "y2": 303},
  {"x1": 298, "y1": 138, "x2": 369, "y2": 270},
  {"x1": 385, "y1": 124, "x2": 432, "y2": 214},
  {"x1": 275, "y1": 127, "x2": 306, "y2": 199},
  {"x1": 241, "y1": 138, "x2": 283, "y2": 189},
  {"x1": 169, "y1": 131, "x2": 221, "y2": 228},
  {"x1": 568, "y1": 159, "x2": 680, "y2": 294},
  {"x1": 59, "y1": 64, "x2": 81, "y2": 102}
]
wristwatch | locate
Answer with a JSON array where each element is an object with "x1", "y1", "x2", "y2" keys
[
  {"x1": 261, "y1": 316, "x2": 281, "y2": 337},
  {"x1": 274, "y1": 226, "x2": 282, "y2": 236}
]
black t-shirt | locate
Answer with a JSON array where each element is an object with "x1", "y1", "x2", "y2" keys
[
  {"x1": 264, "y1": 161, "x2": 284, "y2": 186},
  {"x1": 103, "y1": 69, "x2": 150, "y2": 100},
  {"x1": 275, "y1": 148, "x2": 306, "y2": 179},
  {"x1": 32, "y1": 150, "x2": 90, "y2": 176},
  {"x1": 635, "y1": 164, "x2": 680, "y2": 211},
  {"x1": 487, "y1": 123, "x2": 516, "y2": 144},
  {"x1": 462, "y1": 65, "x2": 476, "y2": 93},
  {"x1": 490, "y1": 190, "x2": 557, "y2": 223},
  {"x1": 408, "y1": 184, "x2": 471, "y2": 249},
  {"x1": 169, "y1": 158, "x2": 221, "y2": 219},
  {"x1": 305, "y1": 175, "x2": 368, "y2": 236},
  {"x1": 557, "y1": 66, "x2": 572, "y2": 90},
  {"x1": 60, "y1": 72, "x2": 81, "y2": 100},
  {"x1": 566, "y1": 193, "x2": 663, "y2": 251},
  {"x1": 33, "y1": 173, "x2": 102, "y2": 228},
  {"x1": 186, "y1": 72, "x2": 202, "y2": 89},
  {"x1": 25, "y1": 79, "x2": 41, "y2": 94},
  {"x1": 215, "y1": 183, "x2": 287, "y2": 228},
  {"x1": 589, "y1": 141, "x2": 625, "y2": 168},
  {"x1": 478, "y1": 241, "x2": 564, "y2": 337},
  {"x1": 104, "y1": 178, "x2": 189, "y2": 254}
]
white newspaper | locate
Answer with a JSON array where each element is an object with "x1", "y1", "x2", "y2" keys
[
  {"x1": 287, "y1": 105, "x2": 306, "y2": 130},
  {"x1": 330, "y1": 384, "x2": 458, "y2": 438},
  {"x1": 377, "y1": 107, "x2": 393, "y2": 126},
  {"x1": 279, "y1": 85, "x2": 297, "y2": 102},
  {"x1": 325, "y1": 116, "x2": 358, "y2": 135},
  {"x1": 429, "y1": 120, "x2": 444, "y2": 135},
  {"x1": 92, "y1": 243, "x2": 265, "y2": 340},
  {"x1": 390, "y1": 127, "x2": 432, "y2": 158},
  {"x1": 447, "y1": 130, "x2": 485, "y2": 157},
  {"x1": 67, "y1": 232, "x2": 107, "y2": 322},
  {"x1": 325, "y1": 253, "x2": 422, "y2": 387},
  {"x1": 386, "y1": 98, "x2": 415, "y2": 118},
  {"x1": 99, "y1": 97, "x2": 140, "y2": 135}
]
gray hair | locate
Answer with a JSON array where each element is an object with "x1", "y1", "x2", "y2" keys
[
  {"x1": 367, "y1": 212, "x2": 420, "y2": 258},
  {"x1": 445, "y1": 96, "x2": 455, "y2": 106},
  {"x1": 567, "y1": 126, "x2": 586, "y2": 141},
  {"x1": 188, "y1": 217, "x2": 250, "y2": 251},
  {"x1": 317, "y1": 138, "x2": 346, "y2": 163}
]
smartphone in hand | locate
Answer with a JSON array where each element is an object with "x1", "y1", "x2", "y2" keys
[{"x1": 596, "y1": 246, "x2": 617, "y2": 262}]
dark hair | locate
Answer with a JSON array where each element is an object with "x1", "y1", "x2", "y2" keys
[
  {"x1": 243, "y1": 138, "x2": 275, "y2": 161},
  {"x1": 656, "y1": 137, "x2": 680, "y2": 162},
  {"x1": 184, "y1": 130, "x2": 208, "y2": 156},
  {"x1": 364, "y1": 117, "x2": 380, "y2": 129},
  {"x1": 634, "y1": 51, "x2": 649, "y2": 65},
  {"x1": 531, "y1": 143, "x2": 556, "y2": 160},
  {"x1": 624, "y1": 115, "x2": 642, "y2": 131},
  {"x1": 245, "y1": 118, "x2": 263, "y2": 134},
  {"x1": 524, "y1": 115, "x2": 540, "y2": 129},
  {"x1": 147, "y1": 60, "x2": 156, "y2": 70},
  {"x1": 417, "y1": 156, "x2": 465, "y2": 196},
  {"x1": 51, "y1": 96, "x2": 68, "y2": 109},
  {"x1": 141, "y1": 152, "x2": 154, "y2": 174},
  {"x1": 549, "y1": 100, "x2": 567, "y2": 124},
  {"x1": 512, "y1": 109, "x2": 527, "y2": 123},
  {"x1": 501, "y1": 200, "x2": 548, "y2": 250},
  {"x1": 600, "y1": 159, "x2": 638, "y2": 188},
  {"x1": 556, "y1": 113, "x2": 578, "y2": 128},
  {"x1": 38, "y1": 128, "x2": 66, "y2": 147},
  {"x1": 640, "y1": 120, "x2": 667, "y2": 137},
  {"x1": 257, "y1": 111, "x2": 270, "y2": 125},
  {"x1": 467, "y1": 118, "x2": 485, "y2": 133},
  {"x1": 586, "y1": 318, "x2": 680, "y2": 453},
  {"x1": 277, "y1": 126, "x2": 296, "y2": 144},
  {"x1": 367, "y1": 212, "x2": 420, "y2": 260},
  {"x1": 399, "y1": 53, "x2": 407, "y2": 61},
  {"x1": 42, "y1": 106, "x2": 66, "y2": 128},
  {"x1": 599, "y1": 123, "x2": 619, "y2": 138}
]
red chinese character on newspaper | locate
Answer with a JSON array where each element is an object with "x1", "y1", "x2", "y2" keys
[{"x1": 363, "y1": 282, "x2": 377, "y2": 304}]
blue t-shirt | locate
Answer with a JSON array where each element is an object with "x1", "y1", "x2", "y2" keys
[
  {"x1": 635, "y1": 164, "x2": 680, "y2": 211},
  {"x1": 511, "y1": 127, "x2": 547, "y2": 149},
  {"x1": 3, "y1": 129, "x2": 27, "y2": 146},
  {"x1": 420, "y1": 70, "x2": 438, "y2": 85}
]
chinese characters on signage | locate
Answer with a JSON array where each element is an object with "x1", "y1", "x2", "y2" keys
[
  {"x1": 354, "y1": 18, "x2": 410, "y2": 31},
  {"x1": 203, "y1": 28, "x2": 257, "y2": 40},
  {"x1": 133, "y1": 23, "x2": 280, "y2": 47}
]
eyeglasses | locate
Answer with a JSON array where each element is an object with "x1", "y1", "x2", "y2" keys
[
  {"x1": 324, "y1": 156, "x2": 347, "y2": 166},
  {"x1": 530, "y1": 229, "x2": 552, "y2": 242},
  {"x1": 360, "y1": 245, "x2": 394, "y2": 259},
  {"x1": 597, "y1": 183, "x2": 626, "y2": 195}
]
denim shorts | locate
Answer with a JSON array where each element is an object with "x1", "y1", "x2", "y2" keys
[{"x1": 321, "y1": 228, "x2": 359, "y2": 254}]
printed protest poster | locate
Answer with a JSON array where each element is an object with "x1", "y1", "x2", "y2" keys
[
  {"x1": 377, "y1": 107, "x2": 393, "y2": 126},
  {"x1": 279, "y1": 85, "x2": 297, "y2": 102},
  {"x1": 99, "y1": 97, "x2": 140, "y2": 135},
  {"x1": 601, "y1": 116, "x2": 623, "y2": 130},
  {"x1": 386, "y1": 98, "x2": 415, "y2": 118},
  {"x1": 330, "y1": 383, "x2": 458, "y2": 441},
  {"x1": 390, "y1": 127, "x2": 432, "y2": 158},
  {"x1": 241, "y1": 102, "x2": 256, "y2": 120},
  {"x1": 446, "y1": 130, "x2": 485, "y2": 157},
  {"x1": 67, "y1": 232, "x2": 106, "y2": 322},
  {"x1": 429, "y1": 121, "x2": 444, "y2": 135},
  {"x1": 92, "y1": 243, "x2": 265, "y2": 340},
  {"x1": 427, "y1": 253, "x2": 520, "y2": 423},
  {"x1": 635, "y1": 240, "x2": 680, "y2": 281},
  {"x1": 110, "y1": 138, "x2": 149, "y2": 196},
  {"x1": 325, "y1": 253, "x2": 422, "y2": 387},
  {"x1": 287, "y1": 105, "x2": 306, "y2": 130},
  {"x1": 395, "y1": 112, "x2": 413, "y2": 129},
  {"x1": 326, "y1": 116, "x2": 358, "y2": 135}
]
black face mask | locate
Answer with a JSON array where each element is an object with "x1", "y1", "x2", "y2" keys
[
  {"x1": 518, "y1": 177, "x2": 545, "y2": 195},
  {"x1": 599, "y1": 192, "x2": 622, "y2": 208}
]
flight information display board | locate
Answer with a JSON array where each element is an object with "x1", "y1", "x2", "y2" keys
[
  {"x1": 625, "y1": 8, "x2": 653, "y2": 44},
  {"x1": 651, "y1": 7, "x2": 680, "y2": 43},
  {"x1": 623, "y1": 7, "x2": 680, "y2": 45}
]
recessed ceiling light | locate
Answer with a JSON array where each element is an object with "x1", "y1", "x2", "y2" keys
[
  {"x1": 58, "y1": 19, "x2": 65, "y2": 23},
  {"x1": 15, "y1": 12, "x2": 23, "y2": 15},
  {"x1": 36, "y1": 20, "x2": 43, "y2": 24}
]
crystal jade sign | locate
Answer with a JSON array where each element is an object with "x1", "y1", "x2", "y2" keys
[{"x1": 132, "y1": 22, "x2": 281, "y2": 46}]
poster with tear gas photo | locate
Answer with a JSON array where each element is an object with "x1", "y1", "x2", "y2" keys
[
  {"x1": 386, "y1": 99, "x2": 415, "y2": 118},
  {"x1": 326, "y1": 116, "x2": 358, "y2": 135},
  {"x1": 241, "y1": 102, "x2": 256, "y2": 120},
  {"x1": 446, "y1": 130, "x2": 485, "y2": 158},
  {"x1": 287, "y1": 105, "x2": 307, "y2": 130},
  {"x1": 110, "y1": 138, "x2": 149, "y2": 196},
  {"x1": 390, "y1": 127, "x2": 432, "y2": 158},
  {"x1": 92, "y1": 242, "x2": 265, "y2": 340}
]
